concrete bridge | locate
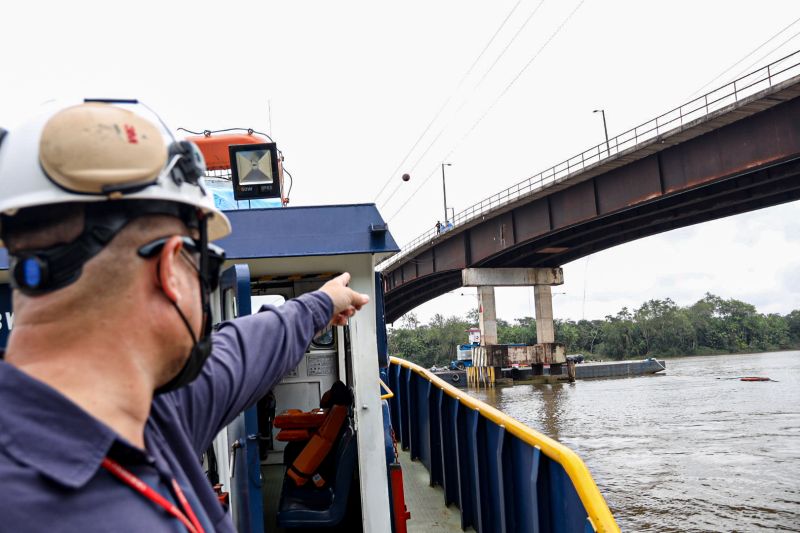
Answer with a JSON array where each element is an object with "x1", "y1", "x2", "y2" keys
[{"x1": 380, "y1": 51, "x2": 800, "y2": 325}]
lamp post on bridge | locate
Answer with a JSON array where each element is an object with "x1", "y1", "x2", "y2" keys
[
  {"x1": 593, "y1": 109, "x2": 610, "y2": 157},
  {"x1": 441, "y1": 162, "x2": 452, "y2": 225}
]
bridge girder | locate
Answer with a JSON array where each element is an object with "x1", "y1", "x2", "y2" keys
[{"x1": 383, "y1": 89, "x2": 800, "y2": 323}]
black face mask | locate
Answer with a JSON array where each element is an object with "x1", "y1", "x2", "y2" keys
[{"x1": 137, "y1": 219, "x2": 226, "y2": 394}]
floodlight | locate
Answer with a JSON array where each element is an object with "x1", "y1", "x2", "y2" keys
[{"x1": 229, "y1": 142, "x2": 282, "y2": 200}]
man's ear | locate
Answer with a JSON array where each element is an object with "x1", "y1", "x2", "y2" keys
[{"x1": 157, "y1": 236, "x2": 185, "y2": 304}]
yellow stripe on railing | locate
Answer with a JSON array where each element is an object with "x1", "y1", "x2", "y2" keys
[{"x1": 390, "y1": 356, "x2": 620, "y2": 533}]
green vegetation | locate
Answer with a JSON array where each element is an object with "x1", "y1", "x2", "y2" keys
[{"x1": 388, "y1": 293, "x2": 800, "y2": 367}]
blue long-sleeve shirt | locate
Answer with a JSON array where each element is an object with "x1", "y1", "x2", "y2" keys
[{"x1": 0, "y1": 291, "x2": 333, "y2": 532}]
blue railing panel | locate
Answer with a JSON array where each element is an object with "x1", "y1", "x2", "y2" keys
[
  {"x1": 400, "y1": 367, "x2": 411, "y2": 450},
  {"x1": 408, "y1": 369, "x2": 421, "y2": 459},
  {"x1": 466, "y1": 408, "x2": 487, "y2": 532},
  {"x1": 414, "y1": 378, "x2": 432, "y2": 469},
  {"x1": 439, "y1": 392, "x2": 460, "y2": 507},
  {"x1": 510, "y1": 437, "x2": 541, "y2": 533},
  {"x1": 485, "y1": 422, "x2": 508, "y2": 533},
  {"x1": 455, "y1": 401, "x2": 474, "y2": 529},
  {"x1": 388, "y1": 360, "x2": 610, "y2": 532},
  {"x1": 547, "y1": 462, "x2": 590, "y2": 533},
  {"x1": 389, "y1": 363, "x2": 402, "y2": 444},
  {"x1": 428, "y1": 386, "x2": 443, "y2": 487}
]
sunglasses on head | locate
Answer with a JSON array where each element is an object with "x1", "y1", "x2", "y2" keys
[{"x1": 137, "y1": 236, "x2": 226, "y2": 291}]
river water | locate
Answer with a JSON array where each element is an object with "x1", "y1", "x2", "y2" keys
[{"x1": 468, "y1": 351, "x2": 800, "y2": 532}]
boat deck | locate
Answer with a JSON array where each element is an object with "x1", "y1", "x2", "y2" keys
[
  {"x1": 261, "y1": 450, "x2": 466, "y2": 532},
  {"x1": 262, "y1": 463, "x2": 285, "y2": 532},
  {"x1": 399, "y1": 448, "x2": 468, "y2": 532}
]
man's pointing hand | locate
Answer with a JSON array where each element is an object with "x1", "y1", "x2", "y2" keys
[{"x1": 319, "y1": 273, "x2": 370, "y2": 326}]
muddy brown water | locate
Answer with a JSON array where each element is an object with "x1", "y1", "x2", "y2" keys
[{"x1": 469, "y1": 351, "x2": 800, "y2": 532}]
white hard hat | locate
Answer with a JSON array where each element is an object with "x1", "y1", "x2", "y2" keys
[{"x1": 0, "y1": 99, "x2": 231, "y2": 242}]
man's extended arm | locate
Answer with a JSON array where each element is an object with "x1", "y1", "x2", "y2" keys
[
  {"x1": 168, "y1": 273, "x2": 369, "y2": 454},
  {"x1": 172, "y1": 290, "x2": 332, "y2": 454}
]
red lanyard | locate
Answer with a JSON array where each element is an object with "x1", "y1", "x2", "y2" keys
[{"x1": 101, "y1": 457, "x2": 205, "y2": 533}]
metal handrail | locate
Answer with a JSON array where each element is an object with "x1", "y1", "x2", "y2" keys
[
  {"x1": 390, "y1": 356, "x2": 620, "y2": 532},
  {"x1": 379, "y1": 377, "x2": 395, "y2": 400},
  {"x1": 379, "y1": 49, "x2": 800, "y2": 271}
]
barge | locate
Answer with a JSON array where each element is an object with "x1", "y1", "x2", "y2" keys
[
  {"x1": 574, "y1": 358, "x2": 666, "y2": 379},
  {"x1": 507, "y1": 359, "x2": 666, "y2": 382}
]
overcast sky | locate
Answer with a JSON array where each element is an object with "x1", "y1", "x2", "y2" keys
[{"x1": 2, "y1": 1, "x2": 799, "y2": 322}]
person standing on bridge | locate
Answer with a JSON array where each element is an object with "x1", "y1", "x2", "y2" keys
[{"x1": 0, "y1": 100, "x2": 369, "y2": 532}]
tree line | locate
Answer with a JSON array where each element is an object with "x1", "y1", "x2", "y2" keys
[{"x1": 388, "y1": 293, "x2": 800, "y2": 368}]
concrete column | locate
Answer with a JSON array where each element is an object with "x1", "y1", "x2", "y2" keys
[
  {"x1": 478, "y1": 286, "x2": 498, "y2": 345},
  {"x1": 534, "y1": 284, "x2": 554, "y2": 344}
]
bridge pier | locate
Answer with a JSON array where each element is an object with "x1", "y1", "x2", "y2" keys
[
  {"x1": 477, "y1": 286, "x2": 498, "y2": 345},
  {"x1": 533, "y1": 284, "x2": 555, "y2": 343},
  {"x1": 463, "y1": 268, "x2": 567, "y2": 378}
]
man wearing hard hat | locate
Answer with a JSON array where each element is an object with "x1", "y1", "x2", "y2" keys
[{"x1": 0, "y1": 100, "x2": 368, "y2": 532}]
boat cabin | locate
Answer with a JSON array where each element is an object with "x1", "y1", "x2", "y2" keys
[{"x1": 209, "y1": 203, "x2": 400, "y2": 532}]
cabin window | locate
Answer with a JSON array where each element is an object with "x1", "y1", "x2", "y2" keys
[
  {"x1": 311, "y1": 324, "x2": 335, "y2": 349},
  {"x1": 251, "y1": 294, "x2": 286, "y2": 310}
]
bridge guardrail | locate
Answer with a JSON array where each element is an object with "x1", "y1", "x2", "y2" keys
[
  {"x1": 379, "y1": 49, "x2": 800, "y2": 271},
  {"x1": 388, "y1": 356, "x2": 620, "y2": 533}
]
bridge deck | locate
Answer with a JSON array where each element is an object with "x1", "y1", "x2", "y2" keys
[{"x1": 382, "y1": 59, "x2": 800, "y2": 322}]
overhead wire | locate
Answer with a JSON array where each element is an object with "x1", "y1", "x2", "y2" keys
[
  {"x1": 471, "y1": 0, "x2": 546, "y2": 92},
  {"x1": 378, "y1": 127, "x2": 449, "y2": 210},
  {"x1": 387, "y1": 0, "x2": 587, "y2": 222},
  {"x1": 728, "y1": 26, "x2": 800, "y2": 81},
  {"x1": 386, "y1": 165, "x2": 441, "y2": 221},
  {"x1": 685, "y1": 15, "x2": 800, "y2": 100},
  {"x1": 453, "y1": 0, "x2": 586, "y2": 153},
  {"x1": 381, "y1": 0, "x2": 544, "y2": 208},
  {"x1": 373, "y1": 0, "x2": 525, "y2": 205},
  {"x1": 380, "y1": 0, "x2": 547, "y2": 211}
]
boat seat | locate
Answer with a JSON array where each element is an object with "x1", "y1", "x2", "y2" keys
[{"x1": 276, "y1": 420, "x2": 357, "y2": 528}]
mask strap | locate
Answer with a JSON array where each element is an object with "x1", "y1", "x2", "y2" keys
[
  {"x1": 197, "y1": 215, "x2": 212, "y2": 338},
  {"x1": 155, "y1": 216, "x2": 214, "y2": 394},
  {"x1": 171, "y1": 296, "x2": 200, "y2": 347}
]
